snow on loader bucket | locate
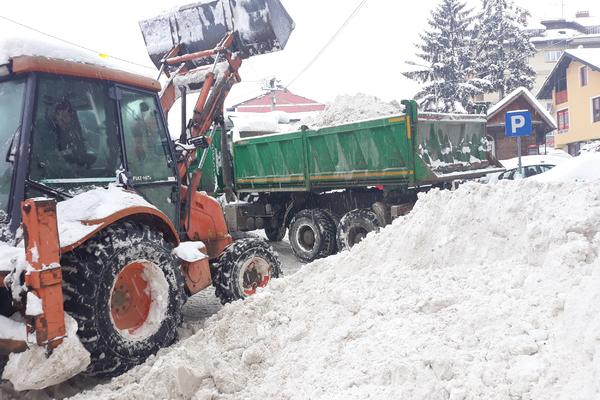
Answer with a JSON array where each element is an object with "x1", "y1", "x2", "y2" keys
[{"x1": 139, "y1": 0, "x2": 295, "y2": 69}]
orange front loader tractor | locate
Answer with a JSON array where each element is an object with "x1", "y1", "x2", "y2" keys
[{"x1": 0, "y1": 0, "x2": 294, "y2": 388}]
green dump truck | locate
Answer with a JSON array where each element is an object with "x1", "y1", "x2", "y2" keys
[{"x1": 204, "y1": 100, "x2": 502, "y2": 261}]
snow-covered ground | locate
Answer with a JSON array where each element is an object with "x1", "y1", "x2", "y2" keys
[{"x1": 3, "y1": 179, "x2": 593, "y2": 400}]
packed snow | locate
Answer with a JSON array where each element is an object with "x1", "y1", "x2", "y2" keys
[
  {"x1": 56, "y1": 185, "x2": 156, "y2": 248},
  {"x1": 3, "y1": 315, "x2": 90, "y2": 391},
  {"x1": 68, "y1": 179, "x2": 600, "y2": 400},
  {"x1": 172, "y1": 242, "x2": 208, "y2": 263}
]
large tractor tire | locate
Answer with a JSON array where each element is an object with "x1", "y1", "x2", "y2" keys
[
  {"x1": 264, "y1": 224, "x2": 286, "y2": 242},
  {"x1": 288, "y1": 209, "x2": 336, "y2": 262},
  {"x1": 61, "y1": 221, "x2": 186, "y2": 378},
  {"x1": 212, "y1": 238, "x2": 282, "y2": 304},
  {"x1": 336, "y1": 209, "x2": 381, "y2": 251}
]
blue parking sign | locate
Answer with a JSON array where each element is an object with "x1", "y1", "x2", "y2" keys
[{"x1": 505, "y1": 110, "x2": 532, "y2": 137}]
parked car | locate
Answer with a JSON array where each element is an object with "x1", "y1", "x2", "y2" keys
[{"x1": 484, "y1": 155, "x2": 571, "y2": 183}]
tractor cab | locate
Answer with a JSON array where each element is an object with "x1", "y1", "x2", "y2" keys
[{"x1": 0, "y1": 56, "x2": 179, "y2": 236}]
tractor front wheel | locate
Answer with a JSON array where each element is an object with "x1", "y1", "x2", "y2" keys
[
  {"x1": 212, "y1": 238, "x2": 282, "y2": 304},
  {"x1": 61, "y1": 221, "x2": 186, "y2": 378}
]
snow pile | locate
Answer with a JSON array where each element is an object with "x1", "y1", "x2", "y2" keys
[
  {"x1": 3, "y1": 315, "x2": 90, "y2": 391},
  {"x1": 302, "y1": 93, "x2": 402, "y2": 128},
  {"x1": 534, "y1": 153, "x2": 600, "y2": 183},
  {"x1": 70, "y1": 180, "x2": 600, "y2": 400},
  {"x1": 57, "y1": 185, "x2": 156, "y2": 248},
  {"x1": 579, "y1": 140, "x2": 600, "y2": 154}
]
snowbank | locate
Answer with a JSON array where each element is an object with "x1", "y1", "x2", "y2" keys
[
  {"x1": 301, "y1": 93, "x2": 402, "y2": 128},
  {"x1": 70, "y1": 180, "x2": 600, "y2": 400}
]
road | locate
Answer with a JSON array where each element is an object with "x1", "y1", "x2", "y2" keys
[{"x1": 0, "y1": 233, "x2": 303, "y2": 399}]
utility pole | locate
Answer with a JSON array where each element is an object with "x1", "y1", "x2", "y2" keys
[{"x1": 262, "y1": 77, "x2": 281, "y2": 111}]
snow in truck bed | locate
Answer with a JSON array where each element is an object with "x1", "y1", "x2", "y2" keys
[{"x1": 70, "y1": 179, "x2": 600, "y2": 400}]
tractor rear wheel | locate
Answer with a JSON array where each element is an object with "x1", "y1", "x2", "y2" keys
[
  {"x1": 288, "y1": 209, "x2": 336, "y2": 262},
  {"x1": 336, "y1": 209, "x2": 381, "y2": 251},
  {"x1": 212, "y1": 238, "x2": 282, "y2": 304},
  {"x1": 61, "y1": 221, "x2": 186, "y2": 378}
]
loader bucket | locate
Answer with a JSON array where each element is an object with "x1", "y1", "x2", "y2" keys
[{"x1": 139, "y1": 0, "x2": 295, "y2": 69}]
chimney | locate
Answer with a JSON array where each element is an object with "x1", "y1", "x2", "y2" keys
[{"x1": 576, "y1": 11, "x2": 590, "y2": 18}]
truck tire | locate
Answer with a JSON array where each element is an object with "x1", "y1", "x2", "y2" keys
[
  {"x1": 264, "y1": 224, "x2": 286, "y2": 242},
  {"x1": 288, "y1": 209, "x2": 336, "y2": 262},
  {"x1": 337, "y1": 209, "x2": 381, "y2": 251},
  {"x1": 212, "y1": 238, "x2": 282, "y2": 304},
  {"x1": 61, "y1": 221, "x2": 186, "y2": 378}
]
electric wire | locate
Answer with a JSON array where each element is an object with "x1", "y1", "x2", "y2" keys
[
  {"x1": 0, "y1": 14, "x2": 156, "y2": 71},
  {"x1": 285, "y1": 0, "x2": 368, "y2": 88}
]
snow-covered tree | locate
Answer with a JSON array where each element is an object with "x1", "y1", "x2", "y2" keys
[
  {"x1": 473, "y1": 0, "x2": 536, "y2": 98},
  {"x1": 403, "y1": 0, "x2": 485, "y2": 113}
]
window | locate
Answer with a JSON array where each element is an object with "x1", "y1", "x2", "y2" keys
[
  {"x1": 120, "y1": 90, "x2": 174, "y2": 183},
  {"x1": 593, "y1": 97, "x2": 600, "y2": 123},
  {"x1": 544, "y1": 50, "x2": 562, "y2": 63},
  {"x1": 119, "y1": 89, "x2": 177, "y2": 223},
  {"x1": 580, "y1": 66, "x2": 588, "y2": 87},
  {"x1": 557, "y1": 109, "x2": 569, "y2": 132},
  {"x1": 0, "y1": 80, "x2": 25, "y2": 217},
  {"x1": 29, "y1": 76, "x2": 121, "y2": 184}
]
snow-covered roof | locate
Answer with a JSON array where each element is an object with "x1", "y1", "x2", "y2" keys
[
  {"x1": 564, "y1": 48, "x2": 600, "y2": 70},
  {"x1": 538, "y1": 48, "x2": 600, "y2": 98},
  {"x1": 487, "y1": 87, "x2": 557, "y2": 129}
]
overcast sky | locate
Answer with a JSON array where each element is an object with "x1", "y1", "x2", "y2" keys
[{"x1": 2, "y1": 0, "x2": 599, "y2": 107}]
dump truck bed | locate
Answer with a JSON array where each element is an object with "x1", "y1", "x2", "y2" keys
[{"x1": 231, "y1": 112, "x2": 502, "y2": 193}]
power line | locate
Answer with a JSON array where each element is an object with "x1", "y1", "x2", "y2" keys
[
  {"x1": 0, "y1": 15, "x2": 156, "y2": 71},
  {"x1": 285, "y1": 0, "x2": 368, "y2": 88}
]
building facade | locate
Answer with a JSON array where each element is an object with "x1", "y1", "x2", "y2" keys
[{"x1": 538, "y1": 49, "x2": 600, "y2": 154}]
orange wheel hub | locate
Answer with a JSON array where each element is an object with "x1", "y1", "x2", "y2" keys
[{"x1": 110, "y1": 262, "x2": 152, "y2": 332}]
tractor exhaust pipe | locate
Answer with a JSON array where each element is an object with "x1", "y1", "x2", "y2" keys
[{"x1": 140, "y1": 0, "x2": 295, "y2": 69}]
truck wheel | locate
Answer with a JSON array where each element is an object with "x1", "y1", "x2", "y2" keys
[
  {"x1": 61, "y1": 221, "x2": 186, "y2": 378},
  {"x1": 264, "y1": 224, "x2": 286, "y2": 242},
  {"x1": 337, "y1": 209, "x2": 381, "y2": 251},
  {"x1": 212, "y1": 238, "x2": 282, "y2": 304},
  {"x1": 288, "y1": 209, "x2": 336, "y2": 262}
]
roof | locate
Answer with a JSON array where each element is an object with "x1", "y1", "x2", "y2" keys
[
  {"x1": 233, "y1": 89, "x2": 325, "y2": 113},
  {"x1": 538, "y1": 48, "x2": 600, "y2": 98},
  {"x1": 487, "y1": 87, "x2": 557, "y2": 129}
]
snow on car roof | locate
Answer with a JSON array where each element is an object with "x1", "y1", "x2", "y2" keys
[
  {"x1": 500, "y1": 155, "x2": 569, "y2": 170},
  {"x1": 533, "y1": 153, "x2": 600, "y2": 183}
]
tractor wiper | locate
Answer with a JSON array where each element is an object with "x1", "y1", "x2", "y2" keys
[
  {"x1": 5, "y1": 125, "x2": 20, "y2": 163},
  {"x1": 26, "y1": 179, "x2": 74, "y2": 200}
]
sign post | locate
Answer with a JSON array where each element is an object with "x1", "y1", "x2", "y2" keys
[{"x1": 505, "y1": 110, "x2": 533, "y2": 178}]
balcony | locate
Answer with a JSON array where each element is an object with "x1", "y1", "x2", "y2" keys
[{"x1": 555, "y1": 90, "x2": 568, "y2": 105}]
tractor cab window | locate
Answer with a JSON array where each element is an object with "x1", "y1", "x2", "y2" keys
[
  {"x1": 0, "y1": 80, "x2": 25, "y2": 219},
  {"x1": 29, "y1": 76, "x2": 121, "y2": 189},
  {"x1": 120, "y1": 89, "x2": 178, "y2": 223},
  {"x1": 120, "y1": 90, "x2": 173, "y2": 183}
]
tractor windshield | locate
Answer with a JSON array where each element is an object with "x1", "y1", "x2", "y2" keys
[{"x1": 0, "y1": 80, "x2": 25, "y2": 220}]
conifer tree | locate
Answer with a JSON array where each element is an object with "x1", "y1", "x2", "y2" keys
[
  {"x1": 473, "y1": 0, "x2": 536, "y2": 98},
  {"x1": 403, "y1": 0, "x2": 484, "y2": 113}
]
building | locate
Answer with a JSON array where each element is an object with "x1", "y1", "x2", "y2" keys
[
  {"x1": 538, "y1": 48, "x2": 600, "y2": 154},
  {"x1": 230, "y1": 89, "x2": 325, "y2": 115},
  {"x1": 481, "y1": 12, "x2": 600, "y2": 107},
  {"x1": 486, "y1": 87, "x2": 556, "y2": 160}
]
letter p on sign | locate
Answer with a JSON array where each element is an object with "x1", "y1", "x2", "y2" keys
[{"x1": 505, "y1": 110, "x2": 532, "y2": 137}]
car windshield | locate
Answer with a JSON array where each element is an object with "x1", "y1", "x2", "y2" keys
[{"x1": 0, "y1": 79, "x2": 25, "y2": 220}]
